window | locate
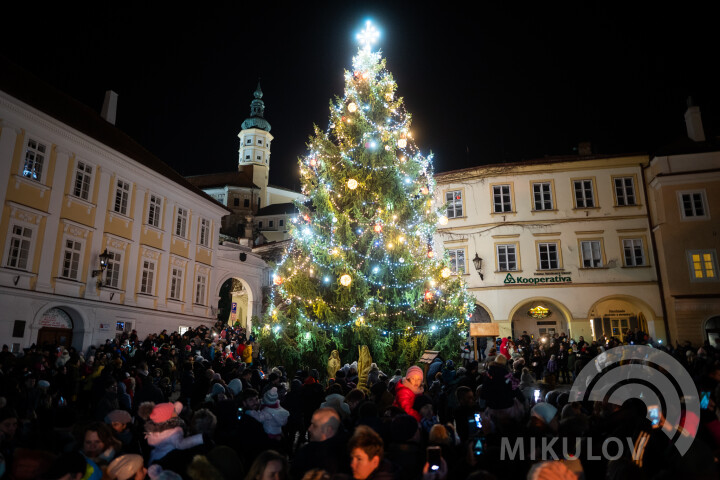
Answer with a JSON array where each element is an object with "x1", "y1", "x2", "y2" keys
[
  {"x1": 279, "y1": 219, "x2": 284, "y2": 227},
  {"x1": 258, "y1": 221, "x2": 263, "y2": 229},
  {"x1": 258, "y1": 139, "x2": 263, "y2": 145},
  {"x1": 244, "y1": 198, "x2": 250, "y2": 208},
  {"x1": 195, "y1": 273, "x2": 207, "y2": 305},
  {"x1": 622, "y1": 238, "x2": 646, "y2": 266},
  {"x1": 12, "y1": 320, "x2": 26, "y2": 338},
  {"x1": 234, "y1": 198, "x2": 240, "y2": 207},
  {"x1": 257, "y1": 198, "x2": 261, "y2": 208},
  {"x1": 199, "y1": 219, "x2": 211, "y2": 247},
  {"x1": 679, "y1": 191, "x2": 708, "y2": 219},
  {"x1": 445, "y1": 190, "x2": 463, "y2": 218},
  {"x1": 170, "y1": 267, "x2": 183, "y2": 300},
  {"x1": 538, "y1": 242, "x2": 560, "y2": 270},
  {"x1": 246, "y1": 138, "x2": 251, "y2": 144},
  {"x1": 688, "y1": 250, "x2": 718, "y2": 281},
  {"x1": 448, "y1": 249, "x2": 466, "y2": 274},
  {"x1": 72, "y1": 161, "x2": 93, "y2": 200},
  {"x1": 6, "y1": 225, "x2": 33, "y2": 270},
  {"x1": 256, "y1": 155, "x2": 261, "y2": 160},
  {"x1": 614, "y1": 177, "x2": 637, "y2": 206},
  {"x1": 245, "y1": 154, "x2": 250, "y2": 160},
  {"x1": 175, "y1": 207, "x2": 188, "y2": 237},
  {"x1": 269, "y1": 220, "x2": 274, "y2": 228},
  {"x1": 492, "y1": 185, "x2": 512, "y2": 213},
  {"x1": 580, "y1": 240, "x2": 603, "y2": 268},
  {"x1": 496, "y1": 244, "x2": 518, "y2": 271},
  {"x1": 140, "y1": 260, "x2": 155, "y2": 294},
  {"x1": 114, "y1": 180, "x2": 130, "y2": 215},
  {"x1": 573, "y1": 179, "x2": 595, "y2": 208},
  {"x1": 61, "y1": 239, "x2": 82, "y2": 280},
  {"x1": 532, "y1": 182, "x2": 554, "y2": 210},
  {"x1": 105, "y1": 251, "x2": 122, "y2": 288},
  {"x1": 148, "y1": 194, "x2": 162, "y2": 228},
  {"x1": 22, "y1": 137, "x2": 47, "y2": 181}
]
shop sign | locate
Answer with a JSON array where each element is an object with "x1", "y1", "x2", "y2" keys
[
  {"x1": 504, "y1": 273, "x2": 572, "y2": 285},
  {"x1": 39, "y1": 308, "x2": 73, "y2": 329}
]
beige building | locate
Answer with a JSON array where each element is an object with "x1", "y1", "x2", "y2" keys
[
  {"x1": 645, "y1": 103, "x2": 720, "y2": 346},
  {"x1": 0, "y1": 60, "x2": 235, "y2": 351},
  {"x1": 435, "y1": 153, "x2": 666, "y2": 343}
]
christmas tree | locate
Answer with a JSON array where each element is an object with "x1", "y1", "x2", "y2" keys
[{"x1": 258, "y1": 22, "x2": 474, "y2": 373}]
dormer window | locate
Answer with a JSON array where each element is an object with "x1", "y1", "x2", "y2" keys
[
  {"x1": 246, "y1": 138, "x2": 251, "y2": 144},
  {"x1": 258, "y1": 139, "x2": 263, "y2": 145}
]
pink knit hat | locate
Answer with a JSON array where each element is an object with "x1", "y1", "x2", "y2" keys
[
  {"x1": 149, "y1": 402, "x2": 181, "y2": 423},
  {"x1": 406, "y1": 365, "x2": 423, "y2": 380}
]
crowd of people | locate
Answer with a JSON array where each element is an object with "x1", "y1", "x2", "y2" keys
[{"x1": 0, "y1": 323, "x2": 719, "y2": 480}]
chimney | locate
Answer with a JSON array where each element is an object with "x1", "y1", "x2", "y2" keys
[
  {"x1": 684, "y1": 97, "x2": 705, "y2": 142},
  {"x1": 101, "y1": 90, "x2": 118, "y2": 125},
  {"x1": 578, "y1": 142, "x2": 592, "y2": 156}
]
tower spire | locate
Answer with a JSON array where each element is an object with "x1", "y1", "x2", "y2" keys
[{"x1": 242, "y1": 80, "x2": 271, "y2": 132}]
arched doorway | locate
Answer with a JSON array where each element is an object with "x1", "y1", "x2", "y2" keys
[
  {"x1": 705, "y1": 316, "x2": 720, "y2": 348},
  {"x1": 217, "y1": 278, "x2": 251, "y2": 329},
  {"x1": 587, "y1": 297, "x2": 655, "y2": 343},
  {"x1": 36, "y1": 308, "x2": 73, "y2": 348},
  {"x1": 509, "y1": 299, "x2": 570, "y2": 341}
]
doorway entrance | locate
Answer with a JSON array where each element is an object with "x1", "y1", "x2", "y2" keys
[{"x1": 36, "y1": 307, "x2": 74, "y2": 348}]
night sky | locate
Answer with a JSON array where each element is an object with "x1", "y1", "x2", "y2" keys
[{"x1": 2, "y1": 3, "x2": 717, "y2": 190}]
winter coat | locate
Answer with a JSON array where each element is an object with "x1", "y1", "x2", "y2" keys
[
  {"x1": 147, "y1": 426, "x2": 204, "y2": 464},
  {"x1": 393, "y1": 378, "x2": 423, "y2": 421},
  {"x1": 247, "y1": 403, "x2": 290, "y2": 437}
]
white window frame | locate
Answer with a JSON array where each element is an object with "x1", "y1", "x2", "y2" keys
[
  {"x1": 678, "y1": 191, "x2": 709, "y2": 220},
  {"x1": 622, "y1": 238, "x2": 646, "y2": 266},
  {"x1": 496, "y1": 244, "x2": 518, "y2": 272},
  {"x1": 104, "y1": 249, "x2": 123, "y2": 289},
  {"x1": 175, "y1": 207, "x2": 188, "y2": 238},
  {"x1": 448, "y1": 248, "x2": 467, "y2": 275},
  {"x1": 532, "y1": 182, "x2": 554, "y2": 211},
  {"x1": 492, "y1": 184, "x2": 513, "y2": 213},
  {"x1": 114, "y1": 179, "x2": 131, "y2": 215},
  {"x1": 60, "y1": 238, "x2": 83, "y2": 281},
  {"x1": 580, "y1": 240, "x2": 603, "y2": 268},
  {"x1": 445, "y1": 190, "x2": 463, "y2": 219},
  {"x1": 614, "y1": 176, "x2": 637, "y2": 206},
  {"x1": 199, "y1": 218, "x2": 211, "y2": 247},
  {"x1": 573, "y1": 179, "x2": 596, "y2": 208},
  {"x1": 195, "y1": 273, "x2": 207, "y2": 305},
  {"x1": 140, "y1": 259, "x2": 156, "y2": 295},
  {"x1": 147, "y1": 194, "x2": 163, "y2": 228},
  {"x1": 21, "y1": 137, "x2": 48, "y2": 182},
  {"x1": 687, "y1": 250, "x2": 718, "y2": 282},
  {"x1": 72, "y1": 160, "x2": 94, "y2": 201},
  {"x1": 537, "y1": 242, "x2": 560, "y2": 270},
  {"x1": 4, "y1": 222, "x2": 35, "y2": 271},
  {"x1": 170, "y1": 267, "x2": 184, "y2": 300}
]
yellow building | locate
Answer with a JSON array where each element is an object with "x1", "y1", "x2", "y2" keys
[
  {"x1": 645, "y1": 102, "x2": 720, "y2": 346},
  {"x1": 435, "y1": 152, "x2": 666, "y2": 344},
  {"x1": 0, "y1": 60, "x2": 230, "y2": 351}
]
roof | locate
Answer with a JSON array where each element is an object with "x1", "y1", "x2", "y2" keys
[
  {"x1": 0, "y1": 56, "x2": 230, "y2": 214},
  {"x1": 652, "y1": 136, "x2": 720, "y2": 157},
  {"x1": 256, "y1": 202, "x2": 298, "y2": 216},
  {"x1": 186, "y1": 168, "x2": 260, "y2": 189},
  {"x1": 435, "y1": 152, "x2": 647, "y2": 179}
]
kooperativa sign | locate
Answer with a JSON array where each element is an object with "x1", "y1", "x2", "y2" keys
[{"x1": 503, "y1": 273, "x2": 572, "y2": 285}]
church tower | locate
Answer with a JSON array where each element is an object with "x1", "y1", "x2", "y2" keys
[{"x1": 238, "y1": 82, "x2": 273, "y2": 205}]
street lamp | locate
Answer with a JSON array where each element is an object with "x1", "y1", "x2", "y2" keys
[
  {"x1": 472, "y1": 253, "x2": 483, "y2": 280},
  {"x1": 92, "y1": 249, "x2": 111, "y2": 287}
]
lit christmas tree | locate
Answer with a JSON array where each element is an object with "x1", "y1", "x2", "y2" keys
[{"x1": 258, "y1": 21, "x2": 474, "y2": 372}]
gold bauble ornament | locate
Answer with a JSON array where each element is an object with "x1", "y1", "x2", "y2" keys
[
  {"x1": 347, "y1": 179, "x2": 358, "y2": 190},
  {"x1": 348, "y1": 102, "x2": 358, "y2": 113},
  {"x1": 340, "y1": 274, "x2": 352, "y2": 287}
]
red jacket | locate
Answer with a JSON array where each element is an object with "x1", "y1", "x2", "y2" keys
[{"x1": 393, "y1": 380, "x2": 421, "y2": 421}]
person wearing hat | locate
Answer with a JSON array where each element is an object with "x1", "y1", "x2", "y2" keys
[
  {"x1": 246, "y1": 387, "x2": 289, "y2": 440},
  {"x1": 106, "y1": 454, "x2": 146, "y2": 480},
  {"x1": 138, "y1": 401, "x2": 203, "y2": 464},
  {"x1": 392, "y1": 366, "x2": 424, "y2": 421}
]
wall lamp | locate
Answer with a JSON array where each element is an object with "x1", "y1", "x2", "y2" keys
[
  {"x1": 92, "y1": 249, "x2": 111, "y2": 283},
  {"x1": 472, "y1": 253, "x2": 484, "y2": 280}
]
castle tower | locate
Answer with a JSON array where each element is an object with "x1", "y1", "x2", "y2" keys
[{"x1": 238, "y1": 82, "x2": 273, "y2": 206}]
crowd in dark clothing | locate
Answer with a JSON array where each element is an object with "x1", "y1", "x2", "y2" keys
[{"x1": 0, "y1": 324, "x2": 719, "y2": 480}]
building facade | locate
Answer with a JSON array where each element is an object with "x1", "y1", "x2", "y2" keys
[
  {"x1": 434, "y1": 154, "x2": 666, "y2": 343},
  {"x1": 0, "y1": 61, "x2": 232, "y2": 352},
  {"x1": 645, "y1": 104, "x2": 720, "y2": 346}
]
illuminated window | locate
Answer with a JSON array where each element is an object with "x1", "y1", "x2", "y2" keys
[
  {"x1": 448, "y1": 248, "x2": 466, "y2": 274},
  {"x1": 445, "y1": 190, "x2": 463, "y2": 218},
  {"x1": 688, "y1": 250, "x2": 718, "y2": 281},
  {"x1": 22, "y1": 137, "x2": 47, "y2": 181}
]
